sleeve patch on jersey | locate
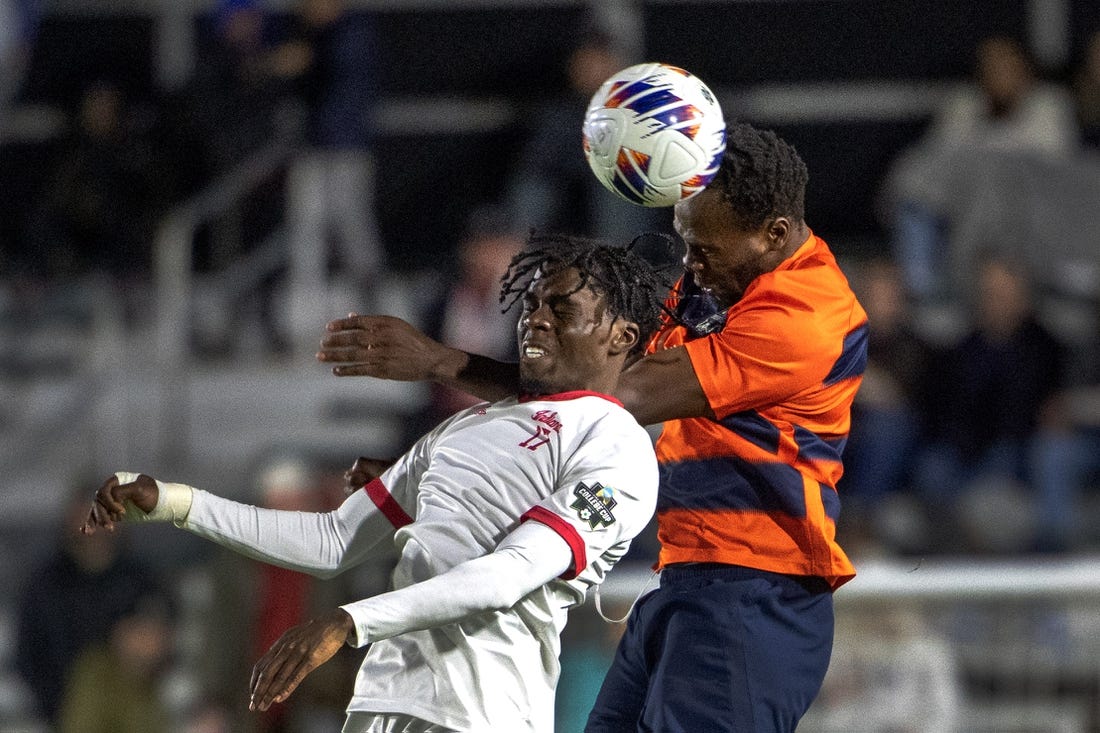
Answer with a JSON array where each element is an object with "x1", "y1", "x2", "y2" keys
[{"x1": 571, "y1": 482, "x2": 617, "y2": 529}]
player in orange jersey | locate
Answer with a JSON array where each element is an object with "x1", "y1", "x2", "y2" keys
[{"x1": 317, "y1": 122, "x2": 867, "y2": 732}]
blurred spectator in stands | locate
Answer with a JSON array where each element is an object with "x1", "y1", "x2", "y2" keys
[
  {"x1": 0, "y1": 0, "x2": 20, "y2": 117},
  {"x1": 839, "y1": 258, "x2": 933, "y2": 553},
  {"x1": 806, "y1": 606, "x2": 959, "y2": 731},
  {"x1": 57, "y1": 589, "x2": 175, "y2": 733},
  {"x1": 169, "y1": 0, "x2": 288, "y2": 344},
  {"x1": 507, "y1": 29, "x2": 668, "y2": 246},
  {"x1": 15, "y1": 479, "x2": 163, "y2": 725},
  {"x1": 1072, "y1": 28, "x2": 1100, "y2": 147},
  {"x1": 271, "y1": 0, "x2": 384, "y2": 355},
  {"x1": 180, "y1": 703, "x2": 234, "y2": 733},
  {"x1": 416, "y1": 206, "x2": 523, "y2": 434},
  {"x1": 1029, "y1": 321, "x2": 1100, "y2": 551},
  {"x1": 179, "y1": 0, "x2": 283, "y2": 191},
  {"x1": 22, "y1": 79, "x2": 168, "y2": 290},
  {"x1": 0, "y1": 0, "x2": 37, "y2": 126},
  {"x1": 1029, "y1": 395, "x2": 1100, "y2": 553},
  {"x1": 881, "y1": 35, "x2": 1078, "y2": 302},
  {"x1": 912, "y1": 253, "x2": 1069, "y2": 554}
]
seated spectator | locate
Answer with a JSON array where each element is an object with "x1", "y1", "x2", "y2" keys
[
  {"x1": 912, "y1": 253, "x2": 1069, "y2": 554},
  {"x1": 881, "y1": 35, "x2": 1078, "y2": 302},
  {"x1": 57, "y1": 590, "x2": 175, "y2": 733},
  {"x1": 181, "y1": 0, "x2": 282, "y2": 184},
  {"x1": 417, "y1": 206, "x2": 524, "y2": 434},
  {"x1": 838, "y1": 258, "x2": 933, "y2": 551},
  {"x1": 804, "y1": 607, "x2": 959, "y2": 731},
  {"x1": 23, "y1": 79, "x2": 168, "y2": 289},
  {"x1": 15, "y1": 479, "x2": 163, "y2": 725},
  {"x1": 1029, "y1": 378, "x2": 1100, "y2": 552}
]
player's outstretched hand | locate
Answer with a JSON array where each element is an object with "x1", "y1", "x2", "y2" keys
[
  {"x1": 81, "y1": 473, "x2": 159, "y2": 534},
  {"x1": 343, "y1": 456, "x2": 396, "y2": 495},
  {"x1": 249, "y1": 609, "x2": 354, "y2": 712},
  {"x1": 317, "y1": 314, "x2": 461, "y2": 381}
]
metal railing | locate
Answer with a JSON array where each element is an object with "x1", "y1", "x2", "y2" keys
[{"x1": 151, "y1": 138, "x2": 294, "y2": 463}]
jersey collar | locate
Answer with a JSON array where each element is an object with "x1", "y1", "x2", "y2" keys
[{"x1": 517, "y1": 390, "x2": 624, "y2": 407}]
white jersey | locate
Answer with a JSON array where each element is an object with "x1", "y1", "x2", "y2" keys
[
  {"x1": 179, "y1": 390, "x2": 657, "y2": 733},
  {"x1": 350, "y1": 391, "x2": 656, "y2": 730}
]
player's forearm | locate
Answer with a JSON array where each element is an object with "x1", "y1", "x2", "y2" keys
[
  {"x1": 614, "y1": 346, "x2": 713, "y2": 425},
  {"x1": 341, "y1": 522, "x2": 570, "y2": 645},
  {"x1": 438, "y1": 351, "x2": 519, "y2": 402},
  {"x1": 181, "y1": 489, "x2": 390, "y2": 578}
]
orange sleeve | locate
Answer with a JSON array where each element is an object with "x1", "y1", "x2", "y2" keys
[{"x1": 682, "y1": 268, "x2": 857, "y2": 420}]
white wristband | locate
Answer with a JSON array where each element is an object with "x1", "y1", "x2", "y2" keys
[{"x1": 113, "y1": 472, "x2": 194, "y2": 524}]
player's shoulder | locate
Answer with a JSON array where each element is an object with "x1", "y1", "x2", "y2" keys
[
  {"x1": 523, "y1": 393, "x2": 644, "y2": 438},
  {"x1": 782, "y1": 235, "x2": 851, "y2": 285},
  {"x1": 553, "y1": 392, "x2": 636, "y2": 421},
  {"x1": 748, "y1": 237, "x2": 858, "y2": 314}
]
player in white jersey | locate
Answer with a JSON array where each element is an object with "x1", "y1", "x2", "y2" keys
[{"x1": 82, "y1": 234, "x2": 671, "y2": 733}]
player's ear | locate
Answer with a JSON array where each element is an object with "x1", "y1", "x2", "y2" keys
[
  {"x1": 766, "y1": 217, "x2": 790, "y2": 249},
  {"x1": 609, "y1": 320, "x2": 640, "y2": 356}
]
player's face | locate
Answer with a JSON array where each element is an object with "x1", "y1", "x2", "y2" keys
[
  {"x1": 674, "y1": 188, "x2": 774, "y2": 309},
  {"x1": 516, "y1": 267, "x2": 624, "y2": 396}
]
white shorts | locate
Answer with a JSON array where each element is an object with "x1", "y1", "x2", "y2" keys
[{"x1": 342, "y1": 712, "x2": 455, "y2": 733}]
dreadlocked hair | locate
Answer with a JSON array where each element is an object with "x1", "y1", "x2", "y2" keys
[
  {"x1": 499, "y1": 232, "x2": 674, "y2": 355},
  {"x1": 708, "y1": 121, "x2": 809, "y2": 230}
]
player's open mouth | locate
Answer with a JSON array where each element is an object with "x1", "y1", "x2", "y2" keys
[{"x1": 523, "y1": 345, "x2": 548, "y2": 359}]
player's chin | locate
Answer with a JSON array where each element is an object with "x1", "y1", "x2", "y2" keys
[{"x1": 518, "y1": 371, "x2": 558, "y2": 397}]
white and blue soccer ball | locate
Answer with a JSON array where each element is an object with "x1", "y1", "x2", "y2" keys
[{"x1": 582, "y1": 62, "x2": 726, "y2": 208}]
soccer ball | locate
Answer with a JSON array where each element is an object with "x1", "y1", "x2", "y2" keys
[{"x1": 582, "y1": 62, "x2": 726, "y2": 208}]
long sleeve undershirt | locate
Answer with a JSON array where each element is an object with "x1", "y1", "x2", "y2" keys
[
  {"x1": 183, "y1": 488, "x2": 392, "y2": 578},
  {"x1": 175, "y1": 486, "x2": 574, "y2": 645},
  {"x1": 340, "y1": 521, "x2": 572, "y2": 647}
]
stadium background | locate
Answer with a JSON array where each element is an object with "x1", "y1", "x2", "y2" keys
[{"x1": 2, "y1": 0, "x2": 1100, "y2": 731}]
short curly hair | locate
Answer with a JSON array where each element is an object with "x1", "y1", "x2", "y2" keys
[
  {"x1": 499, "y1": 233, "x2": 673, "y2": 355},
  {"x1": 707, "y1": 121, "x2": 809, "y2": 230}
]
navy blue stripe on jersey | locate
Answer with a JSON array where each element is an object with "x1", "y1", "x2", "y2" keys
[
  {"x1": 719, "y1": 410, "x2": 781, "y2": 454},
  {"x1": 657, "y1": 456, "x2": 806, "y2": 518},
  {"x1": 658, "y1": 456, "x2": 842, "y2": 523},
  {"x1": 793, "y1": 425, "x2": 846, "y2": 464},
  {"x1": 823, "y1": 322, "x2": 868, "y2": 386},
  {"x1": 821, "y1": 482, "x2": 841, "y2": 522}
]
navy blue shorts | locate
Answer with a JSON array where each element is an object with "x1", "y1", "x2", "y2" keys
[{"x1": 585, "y1": 564, "x2": 834, "y2": 733}]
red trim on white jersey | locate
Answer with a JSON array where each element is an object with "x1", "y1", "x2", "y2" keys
[
  {"x1": 522, "y1": 506, "x2": 586, "y2": 580},
  {"x1": 362, "y1": 478, "x2": 413, "y2": 528},
  {"x1": 518, "y1": 390, "x2": 624, "y2": 408}
]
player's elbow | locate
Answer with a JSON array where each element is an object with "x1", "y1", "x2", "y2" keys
[{"x1": 308, "y1": 510, "x2": 361, "y2": 578}]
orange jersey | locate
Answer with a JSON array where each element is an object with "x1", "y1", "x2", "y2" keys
[{"x1": 651, "y1": 232, "x2": 866, "y2": 589}]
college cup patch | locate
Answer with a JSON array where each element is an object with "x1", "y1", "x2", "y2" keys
[{"x1": 571, "y1": 482, "x2": 617, "y2": 529}]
